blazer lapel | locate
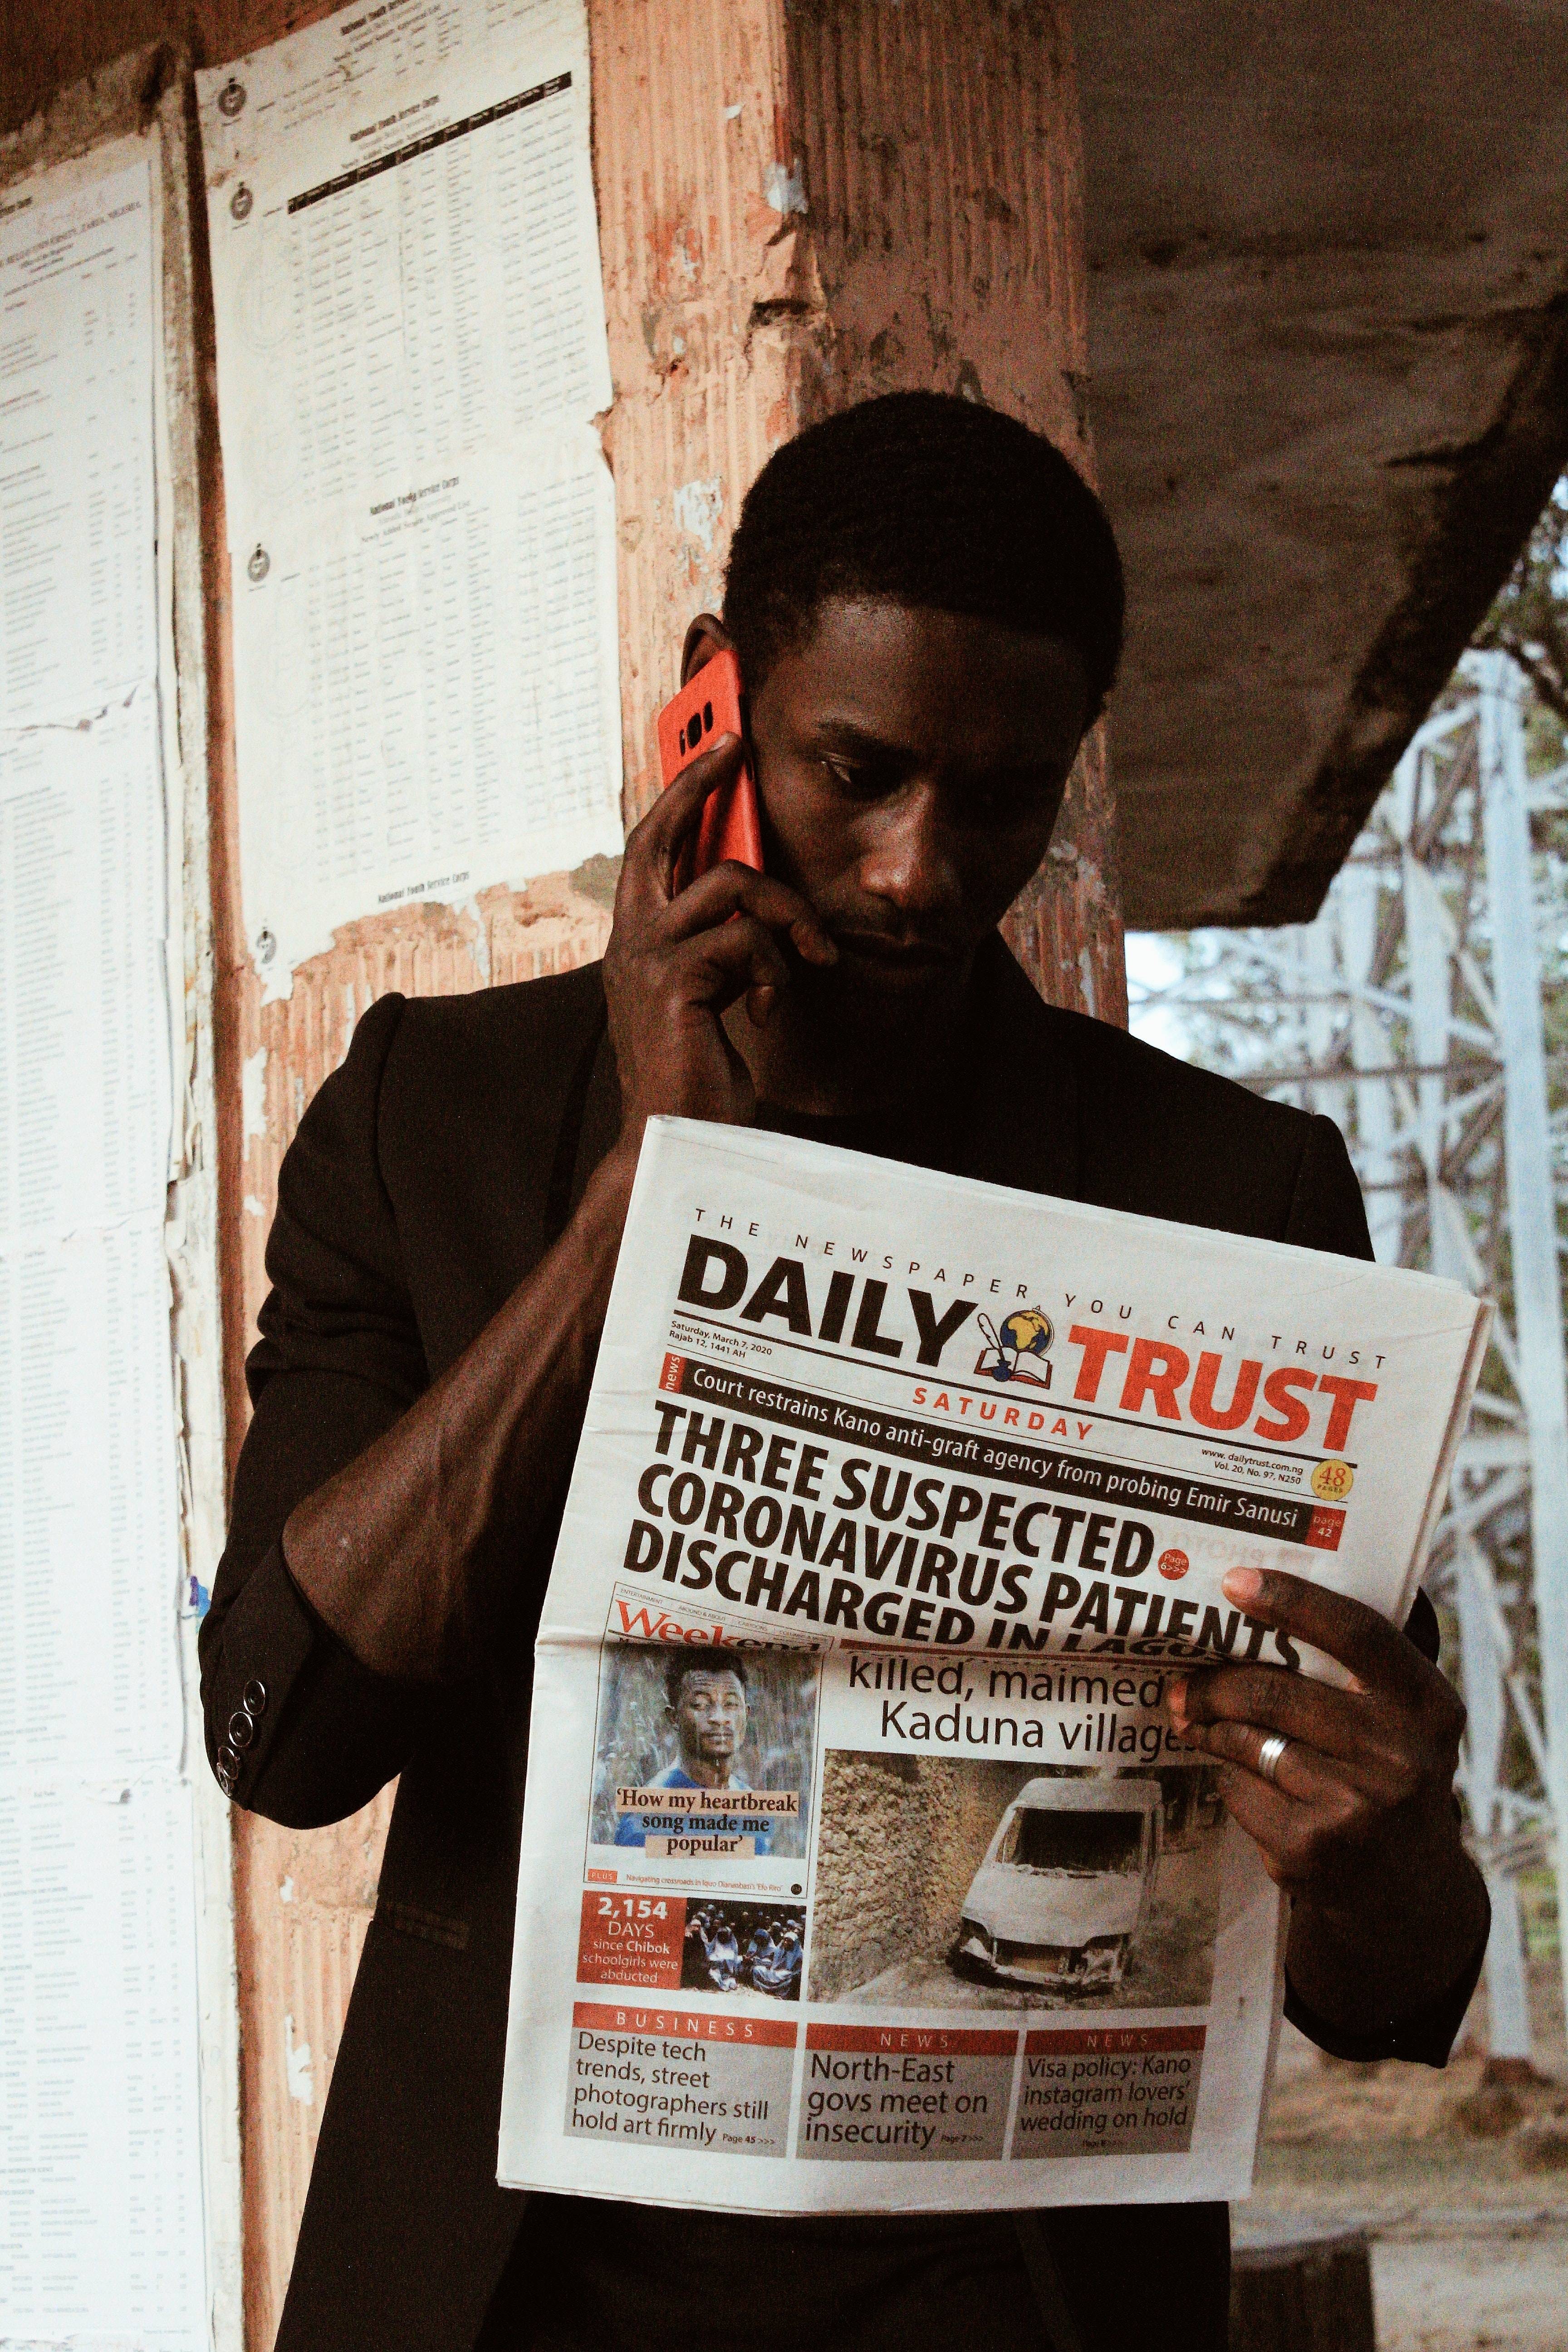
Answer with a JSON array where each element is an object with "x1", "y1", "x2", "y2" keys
[
  {"x1": 954, "y1": 936, "x2": 1083, "y2": 1204},
  {"x1": 565, "y1": 1014, "x2": 623, "y2": 1219}
]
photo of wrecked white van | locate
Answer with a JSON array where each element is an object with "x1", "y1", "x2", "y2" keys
[
  {"x1": 950, "y1": 1775, "x2": 1163, "y2": 1992},
  {"x1": 810, "y1": 1753, "x2": 1225, "y2": 2013}
]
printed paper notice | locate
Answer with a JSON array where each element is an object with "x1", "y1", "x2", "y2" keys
[
  {"x1": 0, "y1": 1781, "x2": 207, "y2": 2348},
  {"x1": 0, "y1": 155, "x2": 157, "y2": 727},
  {"x1": 198, "y1": 0, "x2": 621, "y2": 988},
  {"x1": 0, "y1": 135, "x2": 206, "y2": 2345},
  {"x1": 0, "y1": 687, "x2": 172, "y2": 1252}
]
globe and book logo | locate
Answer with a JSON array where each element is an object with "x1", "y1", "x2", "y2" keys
[{"x1": 974, "y1": 1305, "x2": 1054, "y2": 1389}]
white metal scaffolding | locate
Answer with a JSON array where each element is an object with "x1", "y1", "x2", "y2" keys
[{"x1": 1133, "y1": 652, "x2": 1568, "y2": 2061}]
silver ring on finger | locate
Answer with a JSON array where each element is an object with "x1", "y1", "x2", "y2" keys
[{"x1": 1256, "y1": 1731, "x2": 1290, "y2": 1786}]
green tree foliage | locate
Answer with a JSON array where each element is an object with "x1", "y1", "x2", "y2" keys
[{"x1": 1475, "y1": 480, "x2": 1568, "y2": 722}]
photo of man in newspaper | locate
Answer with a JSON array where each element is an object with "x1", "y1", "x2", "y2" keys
[
  {"x1": 809, "y1": 1754, "x2": 1227, "y2": 2011},
  {"x1": 588, "y1": 1645, "x2": 817, "y2": 1861}
]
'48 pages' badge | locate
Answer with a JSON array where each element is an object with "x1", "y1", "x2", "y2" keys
[{"x1": 1311, "y1": 1458, "x2": 1354, "y2": 1503}]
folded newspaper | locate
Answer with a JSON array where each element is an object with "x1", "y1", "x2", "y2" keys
[{"x1": 499, "y1": 1117, "x2": 1488, "y2": 2210}]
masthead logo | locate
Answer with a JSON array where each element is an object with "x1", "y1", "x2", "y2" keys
[{"x1": 975, "y1": 1307, "x2": 1054, "y2": 1388}]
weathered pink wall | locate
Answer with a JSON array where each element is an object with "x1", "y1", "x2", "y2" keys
[{"x1": 783, "y1": 0, "x2": 1125, "y2": 1021}]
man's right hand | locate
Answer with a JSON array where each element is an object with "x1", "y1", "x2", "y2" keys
[
  {"x1": 278, "y1": 735, "x2": 835, "y2": 1686},
  {"x1": 603, "y1": 734, "x2": 837, "y2": 1146}
]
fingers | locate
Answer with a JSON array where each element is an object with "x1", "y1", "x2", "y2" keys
[
  {"x1": 1166, "y1": 1572, "x2": 1471, "y2": 1920},
  {"x1": 654, "y1": 908, "x2": 798, "y2": 1011},
  {"x1": 1210, "y1": 1764, "x2": 1348, "y2": 1890},
  {"x1": 1168, "y1": 1655, "x2": 1448, "y2": 1806},
  {"x1": 1171, "y1": 1660, "x2": 1372, "y2": 1765},
  {"x1": 617, "y1": 739, "x2": 838, "y2": 970},
  {"x1": 1220, "y1": 1566, "x2": 1430, "y2": 1700},
  {"x1": 1176, "y1": 1714, "x2": 1357, "y2": 1807},
  {"x1": 621, "y1": 735, "x2": 745, "y2": 908},
  {"x1": 662, "y1": 862, "x2": 838, "y2": 965}
]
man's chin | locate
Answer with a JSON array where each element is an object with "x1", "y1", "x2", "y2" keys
[
  {"x1": 808, "y1": 944, "x2": 966, "y2": 1024},
  {"x1": 846, "y1": 956, "x2": 956, "y2": 994}
]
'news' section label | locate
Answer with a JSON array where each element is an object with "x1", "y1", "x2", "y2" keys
[
  {"x1": 797, "y1": 2023, "x2": 1014, "y2": 2162},
  {"x1": 1014, "y1": 2023, "x2": 1205, "y2": 2158}
]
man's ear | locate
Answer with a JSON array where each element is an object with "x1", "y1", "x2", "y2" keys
[{"x1": 681, "y1": 612, "x2": 736, "y2": 687}]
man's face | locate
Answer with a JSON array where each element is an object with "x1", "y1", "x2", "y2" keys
[
  {"x1": 745, "y1": 598, "x2": 1089, "y2": 1022},
  {"x1": 671, "y1": 1668, "x2": 747, "y2": 1774}
]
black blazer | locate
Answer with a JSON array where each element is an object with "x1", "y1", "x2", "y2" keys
[{"x1": 203, "y1": 939, "x2": 1378, "y2": 2352}]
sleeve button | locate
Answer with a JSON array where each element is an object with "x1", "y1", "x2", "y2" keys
[
  {"x1": 242, "y1": 1679, "x2": 268, "y2": 1716},
  {"x1": 219, "y1": 1743, "x2": 242, "y2": 1776},
  {"x1": 227, "y1": 1710, "x2": 255, "y2": 1749},
  {"x1": 215, "y1": 1763, "x2": 236, "y2": 1797}
]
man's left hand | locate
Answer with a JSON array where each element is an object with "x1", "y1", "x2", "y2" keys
[{"x1": 1166, "y1": 1566, "x2": 1488, "y2": 2036}]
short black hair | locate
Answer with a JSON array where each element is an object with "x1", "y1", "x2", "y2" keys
[
  {"x1": 723, "y1": 391, "x2": 1124, "y2": 719},
  {"x1": 664, "y1": 1648, "x2": 748, "y2": 1707}
]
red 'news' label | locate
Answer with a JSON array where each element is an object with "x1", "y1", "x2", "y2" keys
[
  {"x1": 807, "y1": 2024, "x2": 1017, "y2": 2058},
  {"x1": 659, "y1": 1353, "x2": 687, "y2": 1394},
  {"x1": 1024, "y1": 2024, "x2": 1206, "y2": 2056}
]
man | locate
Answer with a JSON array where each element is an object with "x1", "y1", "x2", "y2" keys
[
  {"x1": 202, "y1": 392, "x2": 1487, "y2": 2352},
  {"x1": 612, "y1": 1652, "x2": 776, "y2": 1854}
]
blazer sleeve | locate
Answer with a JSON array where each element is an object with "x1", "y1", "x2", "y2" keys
[
  {"x1": 198, "y1": 992, "x2": 444, "y2": 1829},
  {"x1": 1275, "y1": 1112, "x2": 1486, "y2": 2063},
  {"x1": 1283, "y1": 1111, "x2": 1376, "y2": 1260}
]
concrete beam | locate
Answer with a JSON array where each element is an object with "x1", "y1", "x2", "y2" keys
[{"x1": 1078, "y1": 1, "x2": 1568, "y2": 927}]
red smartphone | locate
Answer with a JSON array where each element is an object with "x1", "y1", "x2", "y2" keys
[{"x1": 656, "y1": 648, "x2": 764, "y2": 886}]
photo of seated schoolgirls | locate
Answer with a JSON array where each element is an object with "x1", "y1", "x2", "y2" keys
[{"x1": 681, "y1": 1900, "x2": 807, "y2": 2000}]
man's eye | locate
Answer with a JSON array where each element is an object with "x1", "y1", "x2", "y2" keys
[{"x1": 821, "y1": 756, "x2": 891, "y2": 799}]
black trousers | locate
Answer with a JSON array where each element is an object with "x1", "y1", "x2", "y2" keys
[
  {"x1": 476, "y1": 2193, "x2": 1233, "y2": 2352},
  {"x1": 478, "y1": 2200, "x2": 1057, "y2": 2352}
]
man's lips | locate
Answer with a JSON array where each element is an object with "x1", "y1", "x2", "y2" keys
[{"x1": 831, "y1": 931, "x2": 956, "y2": 970}]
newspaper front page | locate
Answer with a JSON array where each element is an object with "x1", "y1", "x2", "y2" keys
[{"x1": 498, "y1": 1119, "x2": 1488, "y2": 2211}]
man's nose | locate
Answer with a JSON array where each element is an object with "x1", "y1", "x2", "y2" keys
[{"x1": 859, "y1": 784, "x2": 963, "y2": 920}]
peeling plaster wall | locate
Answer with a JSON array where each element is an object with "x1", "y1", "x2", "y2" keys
[
  {"x1": 2, "y1": 7, "x2": 1117, "y2": 2339},
  {"x1": 784, "y1": 0, "x2": 1124, "y2": 1019},
  {"x1": 230, "y1": 1784, "x2": 395, "y2": 2314}
]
